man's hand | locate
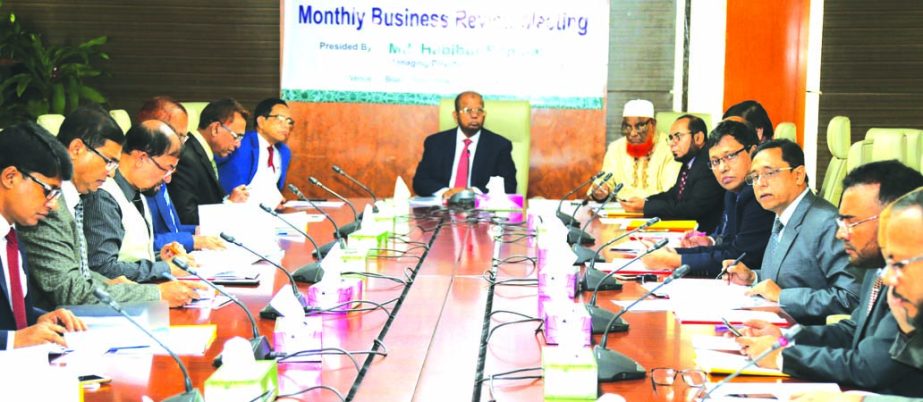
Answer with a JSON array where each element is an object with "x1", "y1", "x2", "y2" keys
[
  {"x1": 158, "y1": 281, "x2": 208, "y2": 307},
  {"x1": 641, "y1": 245, "x2": 681, "y2": 269},
  {"x1": 738, "y1": 319, "x2": 782, "y2": 338},
  {"x1": 14, "y1": 321, "x2": 67, "y2": 348},
  {"x1": 789, "y1": 391, "x2": 864, "y2": 402},
  {"x1": 887, "y1": 287, "x2": 917, "y2": 334},
  {"x1": 193, "y1": 235, "x2": 225, "y2": 251},
  {"x1": 442, "y1": 187, "x2": 466, "y2": 200},
  {"x1": 591, "y1": 182, "x2": 611, "y2": 201},
  {"x1": 105, "y1": 275, "x2": 135, "y2": 285},
  {"x1": 619, "y1": 197, "x2": 645, "y2": 212},
  {"x1": 748, "y1": 279, "x2": 782, "y2": 302},
  {"x1": 37, "y1": 309, "x2": 87, "y2": 332},
  {"x1": 722, "y1": 259, "x2": 756, "y2": 286},
  {"x1": 679, "y1": 230, "x2": 714, "y2": 248},
  {"x1": 735, "y1": 335, "x2": 781, "y2": 369},
  {"x1": 228, "y1": 185, "x2": 249, "y2": 203}
]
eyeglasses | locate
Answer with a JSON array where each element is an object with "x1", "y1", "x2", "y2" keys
[
  {"x1": 219, "y1": 124, "x2": 243, "y2": 141},
  {"x1": 85, "y1": 146, "x2": 119, "y2": 172},
  {"x1": 885, "y1": 254, "x2": 923, "y2": 274},
  {"x1": 667, "y1": 131, "x2": 691, "y2": 143},
  {"x1": 650, "y1": 368, "x2": 707, "y2": 390},
  {"x1": 267, "y1": 114, "x2": 295, "y2": 126},
  {"x1": 707, "y1": 147, "x2": 746, "y2": 170},
  {"x1": 458, "y1": 107, "x2": 485, "y2": 116},
  {"x1": 21, "y1": 171, "x2": 62, "y2": 201},
  {"x1": 621, "y1": 119, "x2": 652, "y2": 135},
  {"x1": 745, "y1": 167, "x2": 794, "y2": 186},
  {"x1": 835, "y1": 214, "x2": 879, "y2": 234},
  {"x1": 147, "y1": 155, "x2": 176, "y2": 178}
]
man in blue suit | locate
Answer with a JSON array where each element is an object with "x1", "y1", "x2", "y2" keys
[
  {"x1": 217, "y1": 98, "x2": 293, "y2": 198},
  {"x1": 726, "y1": 139, "x2": 861, "y2": 324},
  {"x1": 0, "y1": 122, "x2": 86, "y2": 350}
]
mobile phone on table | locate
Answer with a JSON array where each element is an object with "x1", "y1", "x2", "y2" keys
[{"x1": 78, "y1": 374, "x2": 112, "y2": 385}]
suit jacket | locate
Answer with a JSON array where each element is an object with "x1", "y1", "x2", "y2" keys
[
  {"x1": 216, "y1": 131, "x2": 291, "y2": 193},
  {"x1": 412, "y1": 128, "x2": 517, "y2": 196},
  {"x1": 758, "y1": 190, "x2": 861, "y2": 324},
  {"x1": 145, "y1": 185, "x2": 196, "y2": 251},
  {"x1": 782, "y1": 270, "x2": 923, "y2": 397},
  {"x1": 643, "y1": 147, "x2": 725, "y2": 233},
  {"x1": 677, "y1": 184, "x2": 774, "y2": 277},
  {"x1": 168, "y1": 135, "x2": 225, "y2": 225},
  {"x1": 17, "y1": 199, "x2": 160, "y2": 311},
  {"x1": 0, "y1": 235, "x2": 45, "y2": 350},
  {"x1": 890, "y1": 328, "x2": 923, "y2": 370}
]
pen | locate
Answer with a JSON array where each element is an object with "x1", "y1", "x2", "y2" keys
[
  {"x1": 720, "y1": 317, "x2": 743, "y2": 337},
  {"x1": 716, "y1": 252, "x2": 747, "y2": 283},
  {"x1": 106, "y1": 345, "x2": 150, "y2": 354}
]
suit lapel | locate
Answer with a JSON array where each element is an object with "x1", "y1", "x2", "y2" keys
[
  {"x1": 191, "y1": 139, "x2": 222, "y2": 194},
  {"x1": 769, "y1": 192, "x2": 815, "y2": 280},
  {"x1": 247, "y1": 133, "x2": 260, "y2": 185}
]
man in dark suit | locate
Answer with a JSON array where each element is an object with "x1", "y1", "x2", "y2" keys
[
  {"x1": 726, "y1": 139, "x2": 861, "y2": 324},
  {"x1": 0, "y1": 122, "x2": 85, "y2": 350},
  {"x1": 168, "y1": 98, "x2": 250, "y2": 225},
  {"x1": 412, "y1": 91, "x2": 517, "y2": 197},
  {"x1": 217, "y1": 98, "x2": 293, "y2": 195},
  {"x1": 641, "y1": 120, "x2": 774, "y2": 276},
  {"x1": 737, "y1": 161, "x2": 923, "y2": 397},
  {"x1": 619, "y1": 114, "x2": 725, "y2": 232}
]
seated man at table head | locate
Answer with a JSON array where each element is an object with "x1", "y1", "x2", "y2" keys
[
  {"x1": 723, "y1": 100, "x2": 774, "y2": 143},
  {"x1": 0, "y1": 121, "x2": 87, "y2": 349},
  {"x1": 724, "y1": 139, "x2": 861, "y2": 324},
  {"x1": 137, "y1": 97, "x2": 224, "y2": 252},
  {"x1": 734, "y1": 161, "x2": 923, "y2": 396},
  {"x1": 591, "y1": 99, "x2": 681, "y2": 201},
  {"x1": 640, "y1": 120, "x2": 774, "y2": 276},
  {"x1": 619, "y1": 114, "x2": 725, "y2": 233},
  {"x1": 18, "y1": 106, "x2": 205, "y2": 308},
  {"x1": 168, "y1": 98, "x2": 250, "y2": 225},
  {"x1": 82, "y1": 120, "x2": 195, "y2": 283},
  {"x1": 412, "y1": 90, "x2": 517, "y2": 198},
  {"x1": 217, "y1": 97, "x2": 293, "y2": 196}
]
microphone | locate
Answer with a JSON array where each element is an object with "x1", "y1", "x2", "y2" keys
[
  {"x1": 700, "y1": 325, "x2": 804, "y2": 399},
  {"x1": 593, "y1": 265, "x2": 690, "y2": 382},
  {"x1": 172, "y1": 258, "x2": 272, "y2": 366},
  {"x1": 309, "y1": 176, "x2": 360, "y2": 237},
  {"x1": 585, "y1": 238, "x2": 669, "y2": 334},
  {"x1": 568, "y1": 182, "x2": 623, "y2": 246},
  {"x1": 580, "y1": 217, "x2": 661, "y2": 289},
  {"x1": 256, "y1": 204, "x2": 324, "y2": 284},
  {"x1": 564, "y1": 172, "x2": 613, "y2": 229},
  {"x1": 92, "y1": 287, "x2": 204, "y2": 402},
  {"x1": 556, "y1": 172, "x2": 605, "y2": 227},
  {"x1": 332, "y1": 164, "x2": 379, "y2": 213},
  {"x1": 290, "y1": 184, "x2": 343, "y2": 259}
]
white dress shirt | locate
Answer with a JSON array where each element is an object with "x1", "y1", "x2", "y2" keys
[
  {"x1": 434, "y1": 128, "x2": 481, "y2": 197},
  {"x1": 250, "y1": 133, "x2": 282, "y2": 191}
]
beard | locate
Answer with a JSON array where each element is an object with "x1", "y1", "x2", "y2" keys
[
  {"x1": 913, "y1": 300, "x2": 923, "y2": 330},
  {"x1": 626, "y1": 133, "x2": 656, "y2": 158}
]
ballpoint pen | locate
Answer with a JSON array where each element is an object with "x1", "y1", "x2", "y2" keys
[{"x1": 716, "y1": 252, "x2": 747, "y2": 284}]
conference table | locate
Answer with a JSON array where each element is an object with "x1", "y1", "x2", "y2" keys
[{"x1": 79, "y1": 199, "x2": 787, "y2": 402}]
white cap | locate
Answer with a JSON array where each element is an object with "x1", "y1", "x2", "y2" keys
[{"x1": 622, "y1": 99, "x2": 655, "y2": 119}]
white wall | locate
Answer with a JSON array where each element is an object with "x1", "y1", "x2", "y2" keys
[{"x1": 685, "y1": 0, "x2": 727, "y2": 123}]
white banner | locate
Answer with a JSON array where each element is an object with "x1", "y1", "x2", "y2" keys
[{"x1": 281, "y1": 0, "x2": 610, "y2": 108}]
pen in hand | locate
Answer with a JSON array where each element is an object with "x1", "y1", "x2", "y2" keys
[
  {"x1": 716, "y1": 252, "x2": 747, "y2": 284},
  {"x1": 721, "y1": 317, "x2": 743, "y2": 337}
]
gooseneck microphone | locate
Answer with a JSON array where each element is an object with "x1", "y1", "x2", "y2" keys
[
  {"x1": 580, "y1": 216, "x2": 662, "y2": 290},
  {"x1": 700, "y1": 325, "x2": 804, "y2": 399},
  {"x1": 332, "y1": 164, "x2": 379, "y2": 212},
  {"x1": 289, "y1": 184, "x2": 343, "y2": 259},
  {"x1": 172, "y1": 258, "x2": 272, "y2": 366},
  {"x1": 93, "y1": 287, "x2": 204, "y2": 402},
  {"x1": 565, "y1": 172, "x2": 613, "y2": 228},
  {"x1": 569, "y1": 182, "x2": 623, "y2": 248},
  {"x1": 556, "y1": 172, "x2": 605, "y2": 227},
  {"x1": 585, "y1": 238, "x2": 669, "y2": 334},
  {"x1": 309, "y1": 176, "x2": 360, "y2": 237},
  {"x1": 593, "y1": 265, "x2": 690, "y2": 382},
  {"x1": 256, "y1": 204, "x2": 325, "y2": 284}
]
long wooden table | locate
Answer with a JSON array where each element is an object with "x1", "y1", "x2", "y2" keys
[{"x1": 80, "y1": 201, "x2": 779, "y2": 401}]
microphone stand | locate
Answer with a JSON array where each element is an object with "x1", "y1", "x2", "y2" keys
[
  {"x1": 563, "y1": 172, "x2": 613, "y2": 230},
  {"x1": 309, "y1": 176, "x2": 360, "y2": 237},
  {"x1": 556, "y1": 172, "x2": 605, "y2": 227},
  {"x1": 333, "y1": 164, "x2": 379, "y2": 213},
  {"x1": 594, "y1": 265, "x2": 690, "y2": 382},
  {"x1": 580, "y1": 217, "x2": 661, "y2": 290},
  {"x1": 289, "y1": 184, "x2": 345, "y2": 259},
  {"x1": 570, "y1": 183, "x2": 624, "y2": 259},
  {"x1": 257, "y1": 203, "x2": 324, "y2": 283}
]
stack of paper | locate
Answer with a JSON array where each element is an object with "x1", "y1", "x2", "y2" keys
[
  {"x1": 694, "y1": 349, "x2": 788, "y2": 376},
  {"x1": 702, "y1": 382, "x2": 840, "y2": 400},
  {"x1": 675, "y1": 309, "x2": 789, "y2": 326},
  {"x1": 591, "y1": 258, "x2": 674, "y2": 275},
  {"x1": 65, "y1": 323, "x2": 218, "y2": 356},
  {"x1": 282, "y1": 200, "x2": 345, "y2": 209}
]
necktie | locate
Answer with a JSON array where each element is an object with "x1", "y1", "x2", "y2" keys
[
  {"x1": 676, "y1": 167, "x2": 690, "y2": 200},
  {"x1": 866, "y1": 277, "x2": 883, "y2": 315},
  {"x1": 453, "y1": 139, "x2": 472, "y2": 188},
  {"x1": 766, "y1": 218, "x2": 784, "y2": 265},
  {"x1": 267, "y1": 145, "x2": 276, "y2": 172},
  {"x1": 5, "y1": 229, "x2": 27, "y2": 329},
  {"x1": 131, "y1": 191, "x2": 146, "y2": 217},
  {"x1": 74, "y1": 198, "x2": 91, "y2": 279}
]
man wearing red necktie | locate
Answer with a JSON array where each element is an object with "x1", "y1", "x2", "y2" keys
[{"x1": 0, "y1": 122, "x2": 86, "y2": 350}]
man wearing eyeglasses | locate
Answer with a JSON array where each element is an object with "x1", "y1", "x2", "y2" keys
[
  {"x1": 725, "y1": 139, "x2": 861, "y2": 324},
  {"x1": 736, "y1": 162, "x2": 923, "y2": 397},
  {"x1": 81, "y1": 121, "x2": 195, "y2": 284},
  {"x1": 217, "y1": 98, "x2": 293, "y2": 207},
  {"x1": 591, "y1": 99, "x2": 680, "y2": 200},
  {"x1": 17, "y1": 106, "x2": 206, "y2": 308},
  {"x1": 0, "y1": 121, "x2": 88, "y2": 350},
  {"x1": 168, "y1": 98, "x2": 250, "y2": 225},
  {"x1": 413, "y1": 91, "x2": 517, "y2": 198},
  {"x1": 619, "y1": 114, "x2": 725, "y2": 232}
]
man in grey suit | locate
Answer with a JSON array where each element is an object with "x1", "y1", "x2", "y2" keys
[
  {"x1": 17, "y1": 106, "x2": 204, "y2": 309},
  {"x1": 725, "y1": 139, "x2": 860, "y2": 324},
  {"x1": 736, "y1": 161, "x2": 923, "y2": 397}
]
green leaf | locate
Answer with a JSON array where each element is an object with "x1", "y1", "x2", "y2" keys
[
  {"x1": 78, "y1": 85, "x2": 106, "y2": 103},
  {"x1": 15, "y1": 75, "x2": 31, "y2": 97},
  {"x1": 79, "y1": 36, "x2": 107, "y2": 49},
  {"x1": 65, "y1": 77, "x2": 79, "y2": 112},
  {"x1": 51, "y1": 82, "x2": 65, "y2": 114}
]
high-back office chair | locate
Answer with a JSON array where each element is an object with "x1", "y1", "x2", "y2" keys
[
  {"x1": 654, "y1": 111, "x2": 713, "y2": 138},
  {"x1": 866, "y1": 128, "x2": 919, "y2": 168},
  {"x1": 774, "y1": 122, "x2": 797, "y2": 142},
  {"x1": 820, "y1": 116, "x2": 850, "y2": 206},
  {"x1": 438, "y1": 99, "x2": 531, "y2": 195},
  {"x1": 36, "y1": 114, "x2": 65, "y2": 136},
  {"x1": 181, "y1": 102, "x2": 209, "y2": 135},
  {"x1": 109, "y1": 109, "x2": 132, "y2": 133},
  {"x1": 870, "y1": 133, "x2": 906, "y2": 163},
  {"x1": 847, "y1": 139, "x2": 873, "y2": 172}
]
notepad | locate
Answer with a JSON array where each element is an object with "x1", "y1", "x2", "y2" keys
[
  {"x1": 694, "y1": 349, "x2": 788, "y2": 376},
  {"x1": 675, "y1": 309, "x2": 789, "y2": 327},
  {"x1": 591, "y1": 258, "x2": 674, "y2": 275},
  {"x1": 703, "y1": 382, "x2": 841, "y2": 400},
  {"x1": 65, "y1": 324, "x2": 218, "y2": 356},
  {"x1": 282, "y1": 200, "x2": 345, "y2": 209}
]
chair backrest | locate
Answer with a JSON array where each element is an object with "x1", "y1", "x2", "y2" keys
[
  {"x1": 181, "y1": 102, "x2": 210, "y2": 134},
  {"x1": 847, "y1": 139, "x2": 873, "y2": 172},
  {"x1": 870, "y1": 134, "x2": 906, "y2": 163},
  {"x1": 109, "y1": 109, "x2": 132, "y2": 133},
  {"x1": 820, "y1": 116, "x2": 850, "y2": 206},
  {"x1": 900, "y1": 129, "x2": 923, "y2": 170},
  {"x1": 438, "y1": 99, "x2": 531, "y2": 195},
  {"x1": 774, "y1": 122, "x2": 797, "y2": 142},
  {"x1": 36, "y1": 114, "x2": 66, "y2": 136},
  {"x1": 653, "y1": 111, "x2": 713, "y2": 139}
]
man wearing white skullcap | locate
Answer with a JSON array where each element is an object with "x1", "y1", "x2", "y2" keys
[{"x1": 591, "y1": 99, "x2": 681, "y2": 200}]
